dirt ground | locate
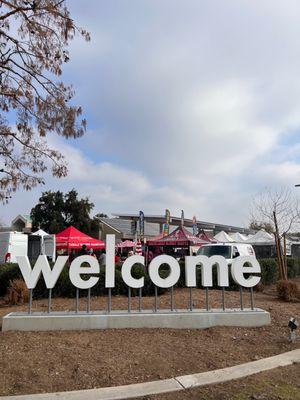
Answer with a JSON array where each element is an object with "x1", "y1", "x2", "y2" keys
[{"x1": 0, "y1": 280, "x2": 299, "y2": 397}]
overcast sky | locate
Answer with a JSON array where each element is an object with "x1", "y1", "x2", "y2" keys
[{"x1": 2, "y1": 0, "x2": 300, "y2": 226}]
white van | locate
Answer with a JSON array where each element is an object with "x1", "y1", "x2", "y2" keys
[
  {"x1": 197, "y1": 243, "x2": 256, "y2": 264},
  {"x1": 28, "y1": 233, "x2": 56, "y2": 261},
  {"x1": 0, "y1": 232, "x2": 28, "y2": 263}
]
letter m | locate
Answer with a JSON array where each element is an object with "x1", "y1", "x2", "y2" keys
[
  {"x1": 16, "y1": 255, "x2": 68, "y2": 289},
  {"x1": 185, "y1": 255, "x2": 229, "y2": 287}
]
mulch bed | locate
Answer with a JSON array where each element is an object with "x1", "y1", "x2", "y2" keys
[{"x1": 0, "y1": 279, "x2": 299, "y2": 397}]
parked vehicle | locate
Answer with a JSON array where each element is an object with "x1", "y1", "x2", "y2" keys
[
  {"x1": 29, "y1": 230, "x2": 56, "y2": 261},
  {"x1": 0, "y1": 232, "x2": 28, "y2": 263},
  {"x1": 197, "y1": 243, "x2": 256, "y2": 264},
  {"x1": 0, "y1": 230, "x2": 55, "y2": 264},
  {"x1": 42, "y1": 234, "x2": 56, "y2": 261}
]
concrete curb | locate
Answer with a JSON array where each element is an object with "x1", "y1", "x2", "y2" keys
[
  {"x1": 176, "y1": 348, "x2": 300, "y2": 389},
  {"x1": 2, "y1": 309, "x2": 271, "y2": 332},
  {"x1": 1, "y1": 349, "x2": 299, "y2": 400}
]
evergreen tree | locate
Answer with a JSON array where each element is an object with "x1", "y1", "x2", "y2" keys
[{"x1": 31, "y1": 189, "x2": 95, "y2": 234}]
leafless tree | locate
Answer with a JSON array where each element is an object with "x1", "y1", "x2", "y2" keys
[
  {"x1": 0, "y1": 0, "x2": 90, "y2": 202},
  {"x1": 251, "y1": 187, "x2": 299, "y2": 236},
  {"x1": 251, "y1": 187, "x2": 300, "y2": 280}
]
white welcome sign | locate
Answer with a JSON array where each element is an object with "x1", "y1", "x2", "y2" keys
[
  {"x1": 16, "y1": 234, "x2": 261, "y2": 290},
  {"x1": 3, "y1": 234, "x2": 270, "y2": 332}
]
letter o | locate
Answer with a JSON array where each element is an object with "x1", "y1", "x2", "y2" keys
[{"x1": 148, "y1": 255, "x2": 180, "y2": 288}]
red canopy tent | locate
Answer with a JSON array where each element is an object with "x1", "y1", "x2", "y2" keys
[
  {"x1": 56, "y1": 226, "x2": 105, "y2": 251},
  {"x1": 146, "y1": 233, "x2": 163, "y2": 242},
  {"x1": 147, "y1": 226, "x2": 208, "y2": 247},
  {"x1": 116, "y1": 240, "x2": 135, "y2": 248},
  {"x1": 197, "y1": 231, "x2": 217, "y2": 243}
]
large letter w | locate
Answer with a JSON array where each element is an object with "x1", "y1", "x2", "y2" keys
[{"x1": 16, "y1": 255, "x2": 68, "y2": 289}]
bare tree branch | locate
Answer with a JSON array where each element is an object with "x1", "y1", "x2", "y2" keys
[
  {"x1": 0, "y1": 0, "x2": 90, "y2": 201},
  {"x1": 250, "y1": 187, "x2": 300, "y2": 236}
]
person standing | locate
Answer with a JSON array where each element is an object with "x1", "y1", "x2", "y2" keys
[
  {"x1": 99, "y1": 249, "x2": 106, "y2": 266},
  {"x1": 89, "y1": 248, "x2": 97, "y2": 258},
  {"x1": 79, "y1": 244, "x2": 88, "y2": 255}
]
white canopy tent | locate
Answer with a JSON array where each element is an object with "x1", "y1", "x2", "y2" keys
[
  {"x1": 214, "y1": 231, "x2": 234, "y2": 242},
  {"x1": 244, "y1": 234, "x2": 254, "y2": 241},
  {"x1": 245, "y1": 229, "x2": 295, "y2": 256},
  {"x1": 31, "y1": 229, "x2": 49, "y2": 237},
  {"x1": 31, "y1": 229, "x2": 56, "y2": 260},
  {"x1": 245, "y1": 230, "x2": 274, "y2": 245},
  {"x1": 228, "y1": 232, "x2": 248, "y2": 242}
]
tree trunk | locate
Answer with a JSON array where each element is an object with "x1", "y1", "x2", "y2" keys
[
  {"x1": 283, "y1": 232, "x2": 288, "y2": 280},
  {"x1": 273, "y1": 211, "x2": 286, "y2": 280}
]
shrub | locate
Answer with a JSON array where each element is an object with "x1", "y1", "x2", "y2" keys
[
  {"x1": 128, "y1": 263, "x2": 168, "y2": 296},
  {"x1": 29, "y1": 266, "x2": 76, "y2": 299},
  {"x1": 259, "y1": 258, "x2": 300, "y2": 284},
  {"x1": 259, "y1": 259, "x2": 278, "y2": 285},
  {"x1": 55, "y1": 266, "x2": 76, "y2": 297},
  {"x1": 174, "y1": 261, "x2": 240, "y2": 290},
  {"x1": 6, "y1": 279, "x2": 29, "y2": 305},
  {"x1": 169, "y1": 258, "x2": 299, "y2": 290},
  {"x1": 91, "y1": 270, "x2": 108, "y2": 297},
  {"x1": 0, "y1": 256, "x2": 300, "y2": 299},
  {"x1": 0, "y1": 263, "x2": 22, "y2": 296},
  {"x1": 276, "y1": 280, "x2": 300, "y2": 302},
  {"x1": 287, "y1": 258, "x2": 300, "y2": 279},
  {"x1": 112, "y1": 269, "x2": 130, "y2": 296}
]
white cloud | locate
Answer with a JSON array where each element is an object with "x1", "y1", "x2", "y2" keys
[{"x1": 2, "y1": 0, "x2": 300, "y2": 227}]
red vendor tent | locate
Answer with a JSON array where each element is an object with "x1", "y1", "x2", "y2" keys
[
  {"x1": 116, "y1": 240, "x2": 136, "y2": 248},
  {"x1": 147, "y1": 226, "x2": 208, "y2": 247},
  {"x1": 56, "y1": 226, "x2": 105, "y2": 251},
  {"x1": 197, "y1": 231, "x2": 217, "y2": 243},
  {"x1": 146, "y1": 233, "x2": 163, "y2": 242}
]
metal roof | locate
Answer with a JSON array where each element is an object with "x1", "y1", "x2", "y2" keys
[
  {"x1": 11, "y1": 214, "x2": 32, "y2": 224},
  {"x1": 99, "y1": 218, "x2": 161, "y2": 237},
  {"x1": 111, "y1": 213, "x2": 253, "y2": 234}
]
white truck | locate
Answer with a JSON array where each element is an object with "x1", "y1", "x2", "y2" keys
[
  {"x1": 197, "y1": 243, "x2": 256, "y2": 264},
  {"x1": 0, "y1": 232, "x2": 28, "y2": 263}
]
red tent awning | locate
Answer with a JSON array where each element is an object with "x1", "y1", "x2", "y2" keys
[
  {"x1": 197, "y1": 231, "x2": 217, "y2": 243},
  {"x1": 147, "y1": 226, "x2": 209, "y2": 247},
  {"x1": 116, "y1": 240, "x2": 136, "y2": 248},
  {"x1": 146, "y1": 233, "x2": 163, "y2": 242},
  {"x1": 56, "y1": 226, "x2": 105, "y2": 250}
]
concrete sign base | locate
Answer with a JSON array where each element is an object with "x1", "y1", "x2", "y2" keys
[{"x1": 2, "y1": 308, "x2": 270, "y2": 332}]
